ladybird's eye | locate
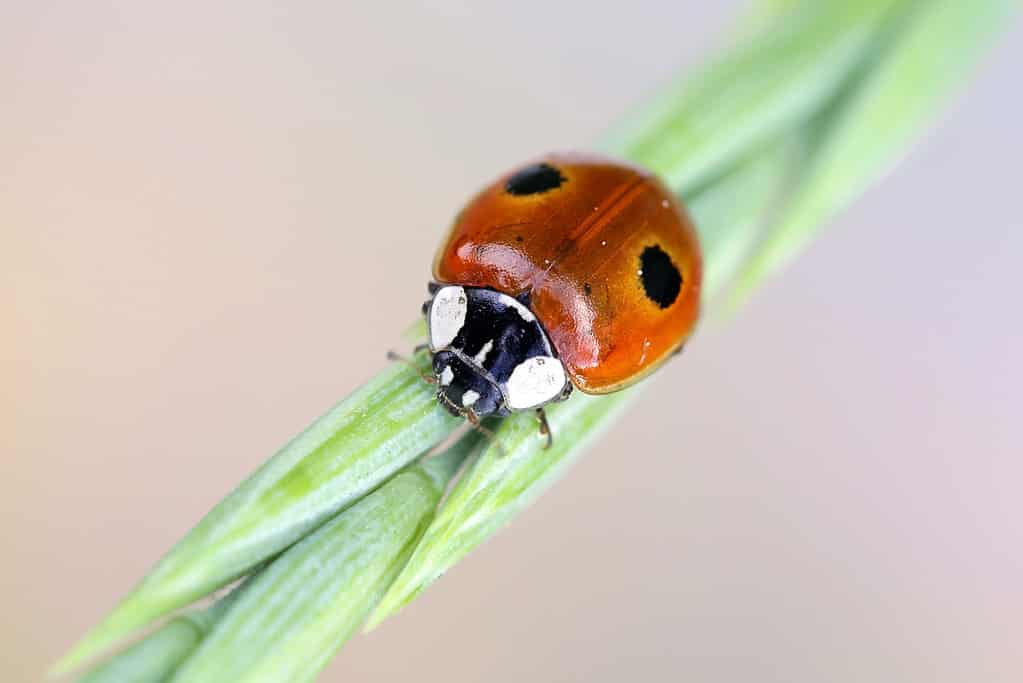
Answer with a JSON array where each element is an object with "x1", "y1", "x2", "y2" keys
[
  {"x1": 505, "y1": 163, "x2": 565, "y2": 196},
  {"x1": 639, "y1": 245, "x2": 682, "y2": 309}
]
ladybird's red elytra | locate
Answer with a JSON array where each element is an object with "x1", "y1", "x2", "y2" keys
[{"x1": 422, "y1": 152, "x2": 702, "y2": 422}]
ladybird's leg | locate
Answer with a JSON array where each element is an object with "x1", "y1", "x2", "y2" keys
[
  {"x1": 437, "y1": 391, "x2": 462, "y2": 416},
  {"x1": 436, "y1": 390, "x2": 464, "y2": 416},
  {"x1": 535, "y1": 408, "x2": 553, "y2": 449},
  {"x1": 385, "y1": 350, "x2": 436, "y2": 384},
  {"x1": 465, "y1": 409, "x2": 507, "y2": 457},
  {"x1": 413, "y1": 343, "x2": 430, "y2": 355}
]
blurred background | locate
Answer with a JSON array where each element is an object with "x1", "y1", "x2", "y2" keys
[{"x1": 4, "y1": 2, "x2": 1022, "y2": 681}]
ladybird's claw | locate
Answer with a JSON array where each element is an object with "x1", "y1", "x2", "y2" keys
[{"x1": 536, "y1": 408, "x2": 553, "y2": 449}]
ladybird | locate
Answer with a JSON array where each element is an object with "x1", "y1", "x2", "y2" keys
[{"x1": 420, "y1": 152, "x2": 701, "y2": 437}]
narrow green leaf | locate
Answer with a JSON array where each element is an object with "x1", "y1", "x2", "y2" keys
[
  {"x1": 75, "y1": 618, "x2": 202, "y2": 683},
  {"x1": 734, "y1": 0, "x2": 1017, "y2": 299},
  {"x1": 167, "y1": 435, "x2": 479, "y2": 683},
  {"x1": 688, "y1": 139, "x2": 800, "y2": 308},
  {"x1": 56, "y1": 359, "x2": 461, "y2": 674},
  {"x1": 77, "y1": 592, "x2": 237, "y2": 683},
  {"x1": 739, "y1": 0, "x2": 814, "y2": 36},
  {"x1": 366, "y1": 391, "x2": 635, "y2": 628},
  {"x1": 602, "y1": 0, "x2": 902, "y2": 191}
]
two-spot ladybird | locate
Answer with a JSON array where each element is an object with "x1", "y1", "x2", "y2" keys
[{"x1": 420, "y1": 153, "x2": 702, "y2": 437}]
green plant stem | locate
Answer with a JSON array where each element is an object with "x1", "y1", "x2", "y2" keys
[
  {"x1": 735, "y1": 0, "x2": 1018, "y2": 299},
  {"x1": 602, "y1": 0, "x2": 902, "y2": 190},
  {"x1": 77, "y1": 591, "x2": 237, "y2": 683},
  {"x1": 58, "y1": 362, "x2": 461, "y2": 674},
  {"x1": 165, "y1": 440, "x2": 476, "y2": 683}
]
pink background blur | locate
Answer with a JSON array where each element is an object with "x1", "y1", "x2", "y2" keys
[{"x1": 4, "y1": 2, "x2": 1021, "y2": 681}]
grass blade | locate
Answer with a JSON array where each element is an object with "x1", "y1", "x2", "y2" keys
[
  {"x1": 166, "y1": 435, "x2": 479, "y2": 683},
  {"x1": 602, "y1": 0, "x2": 902, "y2": 190},
  {"x1": 689, "y1": 139, "x2": 800, "y2": 308},
  {"x1": 75, "y1": 618, "x2": 204, "y2": 683},
  {"x1": 77, "y1": 594, "x2": 237, "y2": 683},
  {"x1": 56, "y1": 359, "x2": 461, "y2": 674},
  {"x1": 366, "y1": 392, "x2": 634, "y2": 628},
  {"x1": 734, "y1": 0, "x2": 1017, "y2": 299}
]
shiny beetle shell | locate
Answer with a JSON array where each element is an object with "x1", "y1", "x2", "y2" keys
[{"x1": 433, "y1": 152, "x2": 702, "y2": 394}]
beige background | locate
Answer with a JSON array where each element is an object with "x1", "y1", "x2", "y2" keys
[{"x1": 4, "y1": 2, "x2": 1022, "y2": 681}]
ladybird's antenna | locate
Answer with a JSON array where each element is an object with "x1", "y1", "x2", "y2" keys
[{"x1": 386, "y1": 350, "x2": 436, "y2": 385}]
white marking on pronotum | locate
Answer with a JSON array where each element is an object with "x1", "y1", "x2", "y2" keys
[
  {"x1": 439, "y1": 365, "x2": 454, "y2": 386},
  {"x1": 462, "y1": 390, "x2": 480, "y2": 407},
  {"x1": 504, "y1": 355, "x2": 568, "y2": 411},
  {"x1": 473, "y1": 340, "x2": 494, "y2": 365},
  {"x1": 429, "y1": 285, "x2": 468, "y2": 349}
]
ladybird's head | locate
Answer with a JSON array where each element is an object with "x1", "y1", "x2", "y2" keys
[
  {"x1": 432, "y1": 350, "x2": 503, "y2": 418},
  {"x1": 425, "y1": 283, "x2": 570, "y2": 419}
]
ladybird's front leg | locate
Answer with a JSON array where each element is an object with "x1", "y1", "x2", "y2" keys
[
  {"x1": 385, "y1": 350, "x2": 436, "y2": 385},
  {"x1": 535, "y1": 408, "x2": 553, "y2": 449},
  {"x1": 464, "y1": 409, "x2": 507, "y2": 457}
]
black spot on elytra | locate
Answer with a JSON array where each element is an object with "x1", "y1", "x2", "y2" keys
[
  {"x1": 515, "y1": 235, "x2": 524, "y2": 242},
  {"x1": 505, "y1": 163, "x2": 565, "y2": 196},
  {"x1": 639, "y1": 245, "x2": 682, "y2": 309},
  {"x1": 583, "y1": 283, "x2": 592, "y2": 295}
]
